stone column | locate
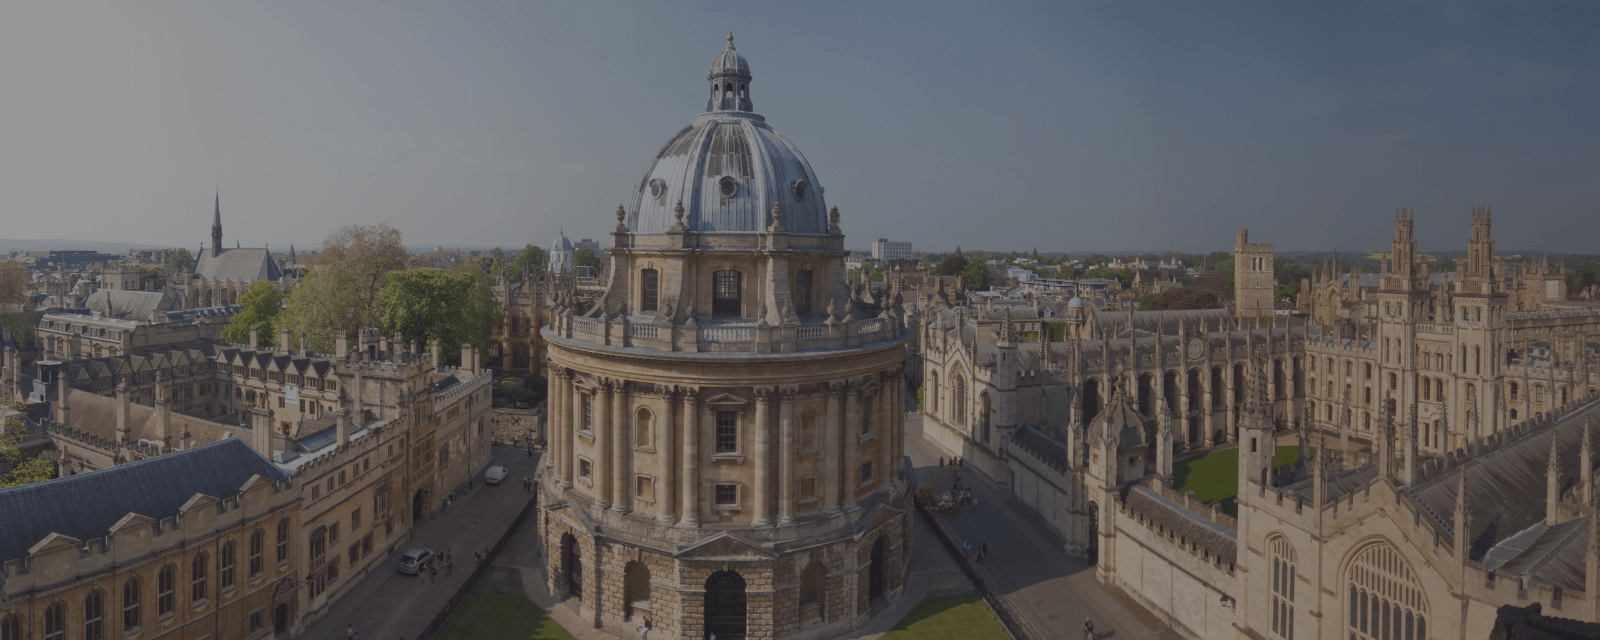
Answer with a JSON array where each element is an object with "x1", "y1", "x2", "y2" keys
[
  {"x1": 549, "y1": 368, "x2": 564, "y2": 484},
  {"x1": 823, "y1": 381, "x2": 843, "y2": 515},
  {"x1": 1226, "y1": 367, "x2": 1238, "y2": 443},
  {"x1": 612, "y1": 380, "x2": 631, "y2": 513},
  {"x1": 843, "y1": 380, "x2": 862, "y2": 510},
  {"x1": 561, "y1": 370, "x2": 575, "y2": 488},
  {"x1": 880, "y1": 370, "x2": 896, "y2": 488},
  {"x1": 753, "y1": 386, "x2": 774, "y2": 526},
  {"x1": 680, "y1": 387, "x2": 701, "y2": 527},
  {"x1": 656, "y1": 385, "x2": 677, "y2": 526},
  {"x1": 1202, "y1": 369, "x2": 1215, "y2": 443},
  {"x1": 777, "y1": 386, "x2": 796, "y2": 525},
  {"x1": 595, "y1": 378, "x2": 613, "y2": 510}
]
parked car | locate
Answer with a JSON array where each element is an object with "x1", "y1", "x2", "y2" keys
[
  {"x1": 484, "y1": 465, "x2": 509, "y2": 486},
  {"x1": 398, "y1": 548, "x2": 435, "y2": 575}
]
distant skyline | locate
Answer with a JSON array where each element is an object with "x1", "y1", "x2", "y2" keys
[{"x1": 2, "y1": 3, "x2": 1597, "y2": 254}]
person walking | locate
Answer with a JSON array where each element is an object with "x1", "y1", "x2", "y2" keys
[
  {"x1": 1084, "y1": 618, "x2": 1095, "y2": 640},
  {"x1": 348, "y1": 624, "x2": 357, "y2": 639},
  {"x1": 637, "y1": 618, "x2": 652, "y2": 640},
  {"x1": 429, "y1": 565, "x2": 438, "y2": 585},
  {"x1": 445, "y1": 549, "x2": 454, "y2": 577},
  {"x1": 939, "y1": 456, "x2": 944, "y2": 467},
  {"x1": 963, "y1": 539, "x2": 971, "y2": 559}
]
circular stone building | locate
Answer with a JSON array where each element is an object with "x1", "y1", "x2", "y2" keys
[{"x1": 538, "y1": 35, "x2": 913, "y2": 640}]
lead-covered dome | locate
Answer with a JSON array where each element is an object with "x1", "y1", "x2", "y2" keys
[{"x1": 627, "y1": 36, "x2": 828, "y2": 235}]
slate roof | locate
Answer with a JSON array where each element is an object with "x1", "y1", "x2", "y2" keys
[
  {"x1": 0, "y1": 438, "x2": 286, "y2": 563},
  {"x1": 62, "y1": 387, "x2": 245, "y2": 446},
  {"x1": 195, "y1": 247, "x2": 283, "y2": 281},
  {"x1": 85, "y1": 290, "x2": 173, "y2": 320},
  {"x1": 1012, "y1": 425, "x2": 1071, "y2": 474},
  {"x1": 1125, "y1": 484, "x2": 1237, "y2": 566}
]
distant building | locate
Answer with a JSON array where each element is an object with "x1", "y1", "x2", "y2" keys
[
  {"x1": 574, "y1": 237, "x2": 600, "y2": 253},
  {"x1": 872, "y1": 238, "x2": 913, "y2": 261},
  {"x1": 37, "y1": 294, "x2": 238, "y2": 359},
  {"x1": 17, "y1": 250, "x2": 123, "y2": 270},
  {"x1": 549, "y1": 230, "x2": 574, "y2": 273}
]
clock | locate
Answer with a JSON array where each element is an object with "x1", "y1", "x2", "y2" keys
[{"x1": 1186, "y1": 338, "x2": 1204, "y2": 360}]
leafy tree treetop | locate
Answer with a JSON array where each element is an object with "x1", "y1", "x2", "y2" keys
[{"x1": 222, "y1": 281, "x2": 284, "y2": 345}]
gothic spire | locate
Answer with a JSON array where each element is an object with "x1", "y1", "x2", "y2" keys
[{"x1": 211, "y1": 191, "x2": 223, "y2": 256}]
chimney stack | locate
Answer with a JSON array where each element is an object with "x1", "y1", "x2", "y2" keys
[
  {"x1": 249, "y1": 325, "x2": 259, "y2": 349},
  {"x1": 336, "y1": 330, "x2": 349, "y2": 360},
  {"x1": 280, "y1": 327, "x2": 291, "y2": 352},
  {"x1": 115, "y1": 378, "x2": 131, "y2": 444},
  {"x1": 250, "y1": 407, "x2": 275, "y2": 458},
  {"x1": 154, "y1": 389, "x2": 171, "y2": 449},
  {"x1": 461, "y1": 343, "x2": 476, "y2": 376}
]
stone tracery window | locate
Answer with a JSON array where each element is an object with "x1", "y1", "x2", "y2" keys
[
  {"x1": 1347, "y1": 542, "x2": 1427, "y2": 640},
  {"x1": 1270, "y1": 536, "x2": 1295, "y2": 639}
]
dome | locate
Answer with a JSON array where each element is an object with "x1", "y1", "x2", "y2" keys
[
  {"x1": 627, "y1": 37, "x2": 828, "y2": 235},
  {"x1": 551, "y1": 230, "x2": 573, "y2": 251},
  {"x1": 711, "y1": 33, "x2": 750, "y2": 78},
  {"x1": 1067, "y1": 295, "x2": 1086, "y2": 309}
]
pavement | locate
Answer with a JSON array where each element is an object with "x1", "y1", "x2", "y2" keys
[
  {"x1": 905, "y1": 410, "x2": 1183, "y2": 640},
  {"x1": 301, "y1": 445, "x2": 542, "y2": 640}
]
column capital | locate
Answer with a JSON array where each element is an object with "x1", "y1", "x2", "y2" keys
[
  {"x1": 845, "y1": 379, "x2": 862, "y2": 394},
  {"x1": 679, "y1": 385, "x2": 701, "y2": 401},
  {"x1": 754, "y1": 386, "x2": 775, "y2": 402},
  {"x1": 654, "y1": 383, "x2": 678, "y2": 400},
  {"x1": 778, "y1": 385, "x2": 799, "y2": 402},
  {"x1": 826, "y1": 381, "x2": 845, "y2": 397}
]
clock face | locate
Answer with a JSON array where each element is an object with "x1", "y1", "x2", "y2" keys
[{"x1": 1187, "y1": 338, "x2": 1204, "y2": 360}]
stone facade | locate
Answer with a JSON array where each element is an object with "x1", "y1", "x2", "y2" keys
[
  {"x1": 1234, "y1": 229, "x2": 1276, "y2": 319},
  {"x1": 537, "y1": 35, "x2": 913, "y2": 640}
]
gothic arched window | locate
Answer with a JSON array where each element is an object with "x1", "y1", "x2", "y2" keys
[
  {"x1": 1270, "y1": 536, "x2": 1295, "y2": 639},
  {"x1": 1346, "y1": 543, "x2": 1428, "y2": 640}
]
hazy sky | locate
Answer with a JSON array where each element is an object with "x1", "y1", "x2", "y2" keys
[{"x1": 3, "y1": 2, "x2": 1597, "y2": 254}]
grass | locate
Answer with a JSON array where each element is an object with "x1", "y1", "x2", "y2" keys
[
  {"x1": 881, "y1": 594, "x2": 1010, "y2": 640},
  {"x1": 1170, "y1": 445, "x2": 1305, "y2": 518},
  {"x1": 436, "y1": 590, "x2": 576, "y2": 640}
]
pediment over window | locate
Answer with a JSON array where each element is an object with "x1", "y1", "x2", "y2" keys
[
  {"x1": 676, "y1": 533, "x2": 774, "y2": 559},
  {"x1": 704, "y1": 393, "x2": 749, "y2": 406}
]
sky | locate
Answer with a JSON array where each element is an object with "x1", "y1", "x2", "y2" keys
[{"x1": 1, "y1": 2, "x2": 1597, "y2": 254}]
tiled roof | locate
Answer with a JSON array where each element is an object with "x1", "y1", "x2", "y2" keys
[
  {"x1": 196, "y1": 248, "x2": 282, "y2": 281},
  {"x1": 0, "y1": 438, "x2": 286, "y2": 563}
]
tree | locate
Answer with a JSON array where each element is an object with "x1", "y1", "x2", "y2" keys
[
  {"x1": 380, "y1": 264, "x2": 502, "y2": 365},
  {"x1": 0, "y1": 396, "x2": 54, "y2": 488},
  {"x1": 1145, "y1": 288, "x2": 1221, "y2": 310},
  {"x1": 1277, "y1": 281, "x2": 1301, "y2": 301},
  {"x1": 961, "y1": 258, "x2": 988, "y2": 290},
  {"x1": 509, "y1": 244, "x2": 547, "y2": 281},
  {"x1": 166, "y1": 248, "x2": 193, "y2": 273},
  {"x1": 222, "y1": 281, "x2": 283, "y2": 345},
  {"x1": 0, "y1": 260, "x2": 35, "y2": 343},
  {"x1": 573, "y1": 247, "x2": 601, "y2": 269},
  {"x1": 1437, "y1": 259, "x2": 1456, "y2": 272},
  {"x1": 1206, "y1": 251, "x2": 1232, "y2": 270},
  {"x1": 278, "y1": 223, "x2": 407, "y2": 353},
  {"x1": 1272, "y1": 256, "x2": 1311, "y2": 285},
  {"x1": 1085, "y1": 265, "x2": 1132, "y2": 284},
  {"x1": 139, "y1": 265, "x2": 167, "y2": 289},
  {"x1": 868, "y1": 266, "x2": 885, "y2": 283},
  {"x1": 936, "y1": 254, "x2": 968, "y2": 277}
]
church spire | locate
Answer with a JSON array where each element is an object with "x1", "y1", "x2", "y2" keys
[{"x1": 211, "y1": 191, "x2": 223, "y2": 256}]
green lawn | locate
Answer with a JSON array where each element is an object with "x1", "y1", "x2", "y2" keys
[
  {"x1": 881, "y1": 594, "x2": 1010, "y2": 640},
  {"x1": 1171, "y1": 445, "x2": 1305, "y2": 518},
  {"x1": 436, "y1": 590, "x2": 576, "y2": 640}
]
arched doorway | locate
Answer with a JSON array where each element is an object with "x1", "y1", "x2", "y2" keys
[
  {"x1": 412, "y1": 489, "x2": 425, "y2": 523},
  {"x1": 705, "y1": 570, "x2": 747, "y2": 639},
  {"x1": 869, "y1": 537, "x2": 886, "y2": 602},
  {"x1": 623, "y1": 561, "x2": 650, "y2": 621},
  {"x1": 274, "y1": 603, "x2": 289, "y2": 633},
  {"x1": 561, "y1": 534, "x2": 582, "y2": 600}
]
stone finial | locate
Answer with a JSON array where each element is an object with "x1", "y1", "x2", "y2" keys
[
  {"x1": 674, "y1": 200, "x2": 685, "y2": 222},
  {"x1": 769, "y1": 202, "x2": 785, "y2": 232},
  {"x1": 829, "y1": 206, "x2": 841, "y2": 232},
  {"x1": 615, "y1": 204, "x2": 628, "y2": 232}
]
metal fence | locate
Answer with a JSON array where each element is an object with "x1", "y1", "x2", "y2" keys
[
  {"x1": 415, "y1": 492, "x2": 539, "y2": 640},
  {"x1": 913, "y1": 494, "x2": 1041, "y2": 640}
]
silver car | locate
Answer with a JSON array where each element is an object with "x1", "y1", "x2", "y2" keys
[
  {"x1": 484, "y1": 465, "x2": 509, "y2": 486},
  {"x1": 398, "y1": 547, "x2": 435, "y2": 575}
]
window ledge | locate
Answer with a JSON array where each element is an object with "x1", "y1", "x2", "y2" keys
[
  {"x1": 710, "y1": 453, "x2": 745, "y2": 464},
  {"x1": 713, "y1": 504, "x2": 742, "y2": 513},
  {"x1": 858, "y1": 433, "x2": 877, "y2": 444},
  {"x1": 633, "y1": 446, "x2": 656, "y2": 454},
  {"x1": 191, "y1": 598, "x2": 210, "y2": 612},
  {"x1": 798, "y1": 497, "x2": 819, "y2": 506}
]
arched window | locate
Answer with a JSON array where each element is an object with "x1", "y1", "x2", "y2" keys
[
  {"x1": 220, "y1": 541, "x2": 237, "y2": 590},
  {"x1": 1511, "y1": 382, "x2": 1519, "y2": 400},
  {"x1": 42, "y1": 602, "x2": 64, "y2": 640},
  {"x1": 793, "y1": 270, "x2": 814, "y2": 315},
  {"x1": 191, "y1": 553, "x2": 209, "y2": 604},
  {"x1": 250, "y1": 528, "x2": 265, "y2": 577},
  {"x1": 634, "y1": 407, "x2": 653, "y2": 448},
  {"x1": 1346, "y1": 543, "x2": 1428, "y2": 640},
  {"x1": 1436, "y1": 379, "x2": 1445, "y2": 402},
  {"x1": 157, "y1": 564, "x2": 176, "y2": 616},
  {"x1": 276, "y1": 518, "x2": 290, "y2": 563},
  {"x1": 640, "y1": 268, "x2": 659, "y2": 312},
  {"x1": 0, "y1": 612, "x2": 20, "y2": 640},
  {"x1": 1422, "y1": 378, "x2": 1431, "y2": 400},
  {"x1": 1474, "y1": 346, "x2": 1481, "y2": 375},
  {"x1": 624, "y1": 560, "x2": 652, "y2": 616},
  {"x1": 81, "y1": 588, "x2": 105, "y2": 640},
  {"x1": 122, "y1": 577, "x2": 141, "y2": 632},
  {"x1": 1270, "y1": 536, "x2": 1296, "y2": 639},
  {"x1": 712, "y1": 270, "x2": 742, "y2": 317},
  {"x1": 953, "y1": 375, "x2": 966, "y2": 425},
  {"x1": 1535, "y1": 384, "x2": 1545, "y2": 403}
]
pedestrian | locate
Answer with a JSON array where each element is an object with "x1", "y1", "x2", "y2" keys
[
  {"x1": 963, "y1": 539, "x2": 971, "y2": 558},
  {"x1": 1084, "y1": 618, "x2": 1095, "y2": 640},
  {"x1": 348, "y1": 624, "x2": 357, "y2": 639},
  {"x1": 428, "y1": 566, "x2": 437, "y2": 585},
  {"x1": 981, "y1": 541, "x2": 988, "y2": 556},
  {"x1": 475, "y1": 550, "x2": 483, "y2": 565},
  {"x1": 939, "y1": 456, "x2": 944, "y2": 467},
  {"x1": 445, "y1": 497, "x2": 453, "y2": 513},
  {"x1": 973, "y1": 497, "x2": 980, "y2": 512},
  {"x1": 528, "y1": 445, "x2": 534, "y2": 458},
  {"x1": 637, "y1": 617, "x2": 652, "y2": 639}
]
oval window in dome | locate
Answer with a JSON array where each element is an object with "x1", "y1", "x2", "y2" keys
[
  {"x1": 793, "y1": 180, "x2": 808, "y2": 201},
  {"x1": 649, "y1": 180, "x2": 663, "y2": 198},
  {"x1": 719, "y1": 177, "x2": 736, "y2": 197}
]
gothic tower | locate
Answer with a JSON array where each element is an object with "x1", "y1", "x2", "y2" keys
[{"x1": 1234, "y1": 229, "x2": 1276, "y2": 320}]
